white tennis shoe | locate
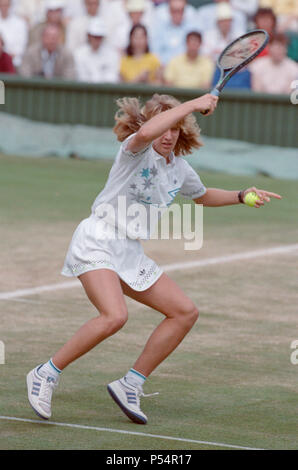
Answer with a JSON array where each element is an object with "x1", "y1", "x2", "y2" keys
[
  {"x1": 26, "y1": 365, "x2": 59, "y2": 420},
  {"x1": 107, "y1": 377, "x2": 157, "y2": 425}
]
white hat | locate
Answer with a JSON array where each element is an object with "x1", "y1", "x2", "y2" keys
[
  {"x1": 216, "y1": 2, "x2": 233, "y2": 21},
  {"x1": 45, "y1": 0, "x2": 65, "y2": 10},
  {"x1": 126, "y1": 0, "x2": 146, "y2": 12},
  {"x1": 87, "y1": 17, "x2": 107, "y2": 37}
]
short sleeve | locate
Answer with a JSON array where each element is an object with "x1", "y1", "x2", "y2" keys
[
  {"x1": 179, "y1": 160, "x2": 207, "y2": 200},
  {"x1": 119, "y1": 133, "x2": 151, "y2": 160}
]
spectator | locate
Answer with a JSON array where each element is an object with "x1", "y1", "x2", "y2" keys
[
  {"x1": 0, "y1": 0, "x2": 28, "y2": 68},
  {"x1": 151, "y1": 0, "x2": 198, "y2": 65},
  {"x1": 0, "y1": 33, "x2": 15, "y2": 72},
  {"x1": 14, "y1": 0, "x2": 44, "y2": 27},
  {"x1": 197, "y1": 0, "x2": 247, "y2": 37},
  {"x1": 253, "y1": 8, "x2": 277, "y2": 58},
  {"x1": 74, "y1": 17, "x2": 120, "y2": 83},
  {"x1": 230, "y1": 0, "x2": 258, "y2": 18},
  {"x1": 66, "y1": 0, "x2": 126, "y2": 55},
  {"x1": 119, "y1": 0, "x2": 154, "y2": 50},
  {"x1": 164, "y1": 30, "x2": 214, "y2": 88},
  {"x1": 28, "y1": 0, "x2": 66, "y2": 47},
  {"x1": 201, "y1": 2, "x2": 238, "y2": 62},
  {"x1": 250, "y1": 33, "x2": 298, "y2": 94},
  {"x1": 120, "y1": 23, "x2": 161, "y2": 84},
  {"x1": 259, "y1": 1, "x2": 298, "y2": 32},
  {"x1": 19, "y1": 23, "x2": 76, "y2": 79}
]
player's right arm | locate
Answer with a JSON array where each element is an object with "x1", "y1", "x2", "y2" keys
[{"x1": 126, "y1": 94, "x2": 218, "y2": 154}]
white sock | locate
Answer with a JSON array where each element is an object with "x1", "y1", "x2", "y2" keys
[
  {"x1": 124, "y1": 368, "x2": 146, "y2": 389},
  {"x1": 38, "y1": 359, "x2": 61, "y2": 382}
]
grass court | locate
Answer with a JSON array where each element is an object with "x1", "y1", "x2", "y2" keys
[{"x1": 0, "y1": 154, "x2": 297, "y2": 450}]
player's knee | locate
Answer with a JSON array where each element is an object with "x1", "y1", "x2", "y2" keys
[
  {"x1": 105, "y1": 311, "x2": 128, "y2": 335},
  {"x1": 186, "y1": 305, "x2": 199, "y2": 327},
  {"x1": 175, "y1": 302, "x2": 199, "y2": 328}
]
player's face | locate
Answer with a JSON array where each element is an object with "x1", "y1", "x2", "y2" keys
[{"x1": 153, "y1": 128, "x2": 180, "y2": 158}]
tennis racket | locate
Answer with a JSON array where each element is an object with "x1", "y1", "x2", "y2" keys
[{"x1": 201, "y1": 29, "x2": 269, "y2": 115}]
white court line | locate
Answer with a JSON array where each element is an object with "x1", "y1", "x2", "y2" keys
[
  {"x1": 0, "y1": 416, "x2": 264, "y2": 450},
  {"x1": 1, "y1": 244, "x2": 298, "y2": 301}
]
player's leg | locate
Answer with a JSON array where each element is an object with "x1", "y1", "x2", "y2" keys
[
  {"x1": 107, "y1": 273, "x2": 199, "y2": 424},
  {"x1": 121, "y1": 273, "x2": 199, "y2": 376},
  {"x1": 52, "y1": 269, "x2": 128, "y2": 370},
  {"x1": 27, "y1": 269, "x2": 128, "y2": 419}
]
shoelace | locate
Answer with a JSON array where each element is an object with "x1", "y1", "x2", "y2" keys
[
  {"x1": 140, "y1": 392, "x2": 159, "y2": 398},
  {"x1": 39, "y1": 377, "x2": 58, "y2": 403}
]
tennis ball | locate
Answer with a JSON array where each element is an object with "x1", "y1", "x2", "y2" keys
[{"x1": 244, "y1": 191, "x2": 260, "y2": 207}]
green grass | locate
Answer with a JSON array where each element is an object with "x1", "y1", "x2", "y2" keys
[{"x1": 0, "y1": 154, "x2": 297, "y2": 450}]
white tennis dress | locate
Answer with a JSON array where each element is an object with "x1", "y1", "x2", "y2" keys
[{"x1": 61, "y1": 134, "x2": 206, "y2": 291}]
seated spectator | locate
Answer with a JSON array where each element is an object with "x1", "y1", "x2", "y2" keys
[
  {"x1": 74, "y1": 17, "x2": 119, "y2": 83},
  {"x1": 19, "y1": 23, "x2": 76, "y2": 79},
  {"x1": 120, "y1": 23, "x2": 161, "y2": 84},
  {"x1": 28, "y1": 0, "x2": 66, "y2": 47},
  {"x1": 197, "y1": 0, "x2": 247, "y2": 37},
  {"x1": 0, "y1": 33, "x2": 15, "y2": 72},
  {"x1": 14, "y1": 0, "x2": 44, "y2": 27},
  {"x1": 250, "y1": 33, "x2": 298, "y2": 94},
  {"x1": 275, "y1": 0, "x2": 298, "y2": 33},
  {"x1": 201, "y1": 2, "x2": 239, "y2": 62},
  {"x1": 259, "y1": 1, "x2": 298, "y2": 32},
  {"x1": 0, "y1": 0, "x2": 28, "y2": 67},
  {"x1": 66, "y1": 0, "x2": 126, "y2": 55},
  {"x1": 164, "y1": 30, "x2": 214, "y2": 89},
  {"x1": 230, "y1": 0, "x2": 258, "y2": 18},
  {"x1": 253, "y1": 7, "x2": 277, "y2": 57},
  {"x1": 119, "y1": 0, "x2": 154, "y2": 51},
  {"x1": 212, "y1": 66, "x2": 251, "y2": 89},
  {"x1": 151, "y1": 0, "x2": 198, "y2": 65}
]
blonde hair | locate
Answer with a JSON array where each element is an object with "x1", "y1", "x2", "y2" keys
[{"x1": 113, "y1": 93, "x2": 203, "y2": 156}]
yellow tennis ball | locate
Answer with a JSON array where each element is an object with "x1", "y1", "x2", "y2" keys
[{"x1": 244, "y1": 191, "x2": 260, "y2": 207}]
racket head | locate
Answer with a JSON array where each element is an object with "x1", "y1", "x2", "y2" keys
[{"x1": 215, "y1": 29, "x2": 269, "y2": 92}]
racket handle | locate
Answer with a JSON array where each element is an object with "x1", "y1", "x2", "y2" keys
[{"x1": 200, "y1": 88, "x2": 220, "y2": 115}]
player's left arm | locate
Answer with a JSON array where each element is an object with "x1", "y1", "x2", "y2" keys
[{"x1": 194, "y1": 186, "x2": 282, "y2": 208}]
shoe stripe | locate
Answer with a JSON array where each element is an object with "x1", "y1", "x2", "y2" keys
[
  {"x1": 31, "y1": 391, "x2": 39, "y2": 396},
  {"x1": 107, "y1": 385, "x2": 147, "y2": 425},
  {"x1": 32, "y1": 387, "x2": 40, "y2": 392},
  {"x1": 33, "y1": 381, "x2": 41, "y2": 387}
]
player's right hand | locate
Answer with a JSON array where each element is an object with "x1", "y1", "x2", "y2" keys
[{"x1": 194, "y1": 94, "x2": 218, "y2": 116}]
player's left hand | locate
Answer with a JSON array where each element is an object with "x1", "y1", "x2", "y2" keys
[{"x1": 243, "y1": 186, "x2": 282, "y2": 208}]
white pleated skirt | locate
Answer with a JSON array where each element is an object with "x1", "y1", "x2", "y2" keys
[{"x1": 61, "y1": 214, "x2": 163, "y2": 292}]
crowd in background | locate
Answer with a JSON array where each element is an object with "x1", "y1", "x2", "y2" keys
[{"x1": 0, "y1": 0, "x2": 297, "y2": 94}]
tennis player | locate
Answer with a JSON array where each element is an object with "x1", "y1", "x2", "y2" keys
[{"x1": 26, "y1": 92, "x2": 281, "y2": 424}]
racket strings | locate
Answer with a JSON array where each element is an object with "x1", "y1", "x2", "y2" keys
[{"x1": 219, "y1": 32, "x2": 267, "y2": 69}]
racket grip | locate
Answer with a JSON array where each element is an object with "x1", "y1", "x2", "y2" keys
[{"x1": 200, "y1": 88, "x2": 220, "y2": 115}]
